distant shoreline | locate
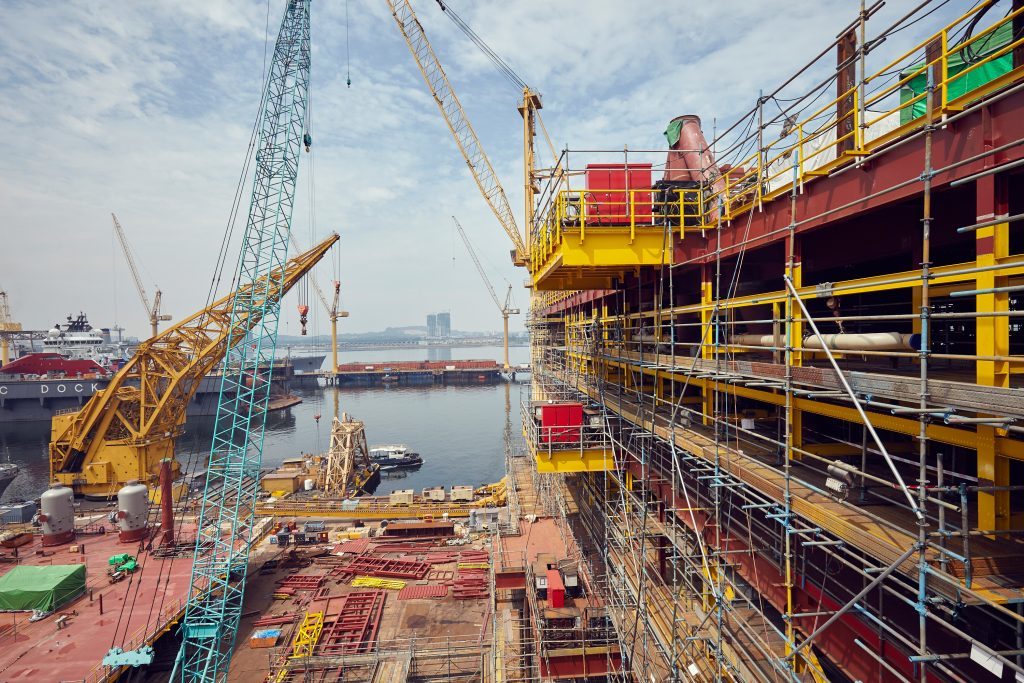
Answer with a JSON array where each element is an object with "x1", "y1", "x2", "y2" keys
[{"x1": 282, "y1": 340, "x2": 529, "y2": 353}]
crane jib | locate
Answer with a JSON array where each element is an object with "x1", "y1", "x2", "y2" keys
[{"x1": 173, "y1": 1, "x2": 313, "y2": 680}]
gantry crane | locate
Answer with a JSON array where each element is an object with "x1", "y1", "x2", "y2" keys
[
  {"x1": 49, "y1": 235, "x2": 337, "y2": 499},
  {"x1": 174, "y1": 1, "x2": 312, "y2": 679},
  {"x1": 452, "y1": 216, "x2": 519, "y2": 369},
  {"x1": 0, "y1": 289, "x2": 21, "y2": 366},
  {"x1": 111, "y1": 213, "x2": 171, "y2": 338},
  {"x1": 387, "y1": 0, "x2": 534, "y2": 263}
]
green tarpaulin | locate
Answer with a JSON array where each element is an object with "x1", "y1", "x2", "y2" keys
[
  {"x1": 0, "y1": 564, "x2": 86, "y2": 612},
  {"x1": 900, "y1": 21, "x2": 1013, "y2": 124},
  {"x1": 664, "y1": 118, "x2": 684, "y2": 147}
]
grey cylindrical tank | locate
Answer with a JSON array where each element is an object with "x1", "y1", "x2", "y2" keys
[
  {"x1": 117, "y1": 480, "x2": 149, "y2": 542},
  {"x1": 40, "y1": 482, "x2": 75, "y2": 546}
]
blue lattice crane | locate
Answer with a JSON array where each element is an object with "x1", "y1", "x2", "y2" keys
[{"x1": 173, "y1": 1, "x2": 312, "y2": 679}]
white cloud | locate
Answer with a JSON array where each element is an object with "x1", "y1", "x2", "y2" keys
[{"x1": 0, "y1": 0, "x2": 962, "y2": 337}]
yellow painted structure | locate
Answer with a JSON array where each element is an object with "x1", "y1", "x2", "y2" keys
[
  {"x1": 533, "y1": 447, "x2": 615, "y2": 473},
  {"x1": 48, "y1": 235, "x2": 339, "y2": 498},
  {"x1": 289, "y1": 611, "x2": 324, "y2": 659}
]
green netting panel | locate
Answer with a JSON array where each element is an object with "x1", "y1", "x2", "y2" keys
[
  {"x1": 0, "y1": 564, "x2": 86, "y2": 612},
  {"x1": 900, "y1": 21, "x2": 1013, "y2": 125},
  {"x1": 664, "y1": 118, "x2": 683, "y2": 147}
]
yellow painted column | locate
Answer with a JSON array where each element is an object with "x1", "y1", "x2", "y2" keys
[
  {"x1": 975, "y1": 183, "x2": 1010, "y2": 530},
  {"x1": 700, "y1": 267, "x2": 714, "y2": 425}
]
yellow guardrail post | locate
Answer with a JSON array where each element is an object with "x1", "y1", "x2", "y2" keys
[
  {"x1": 580, "y1": 191, "x2": 586, "y2": 243},
  {"x1": 677, "y1": 189, "x2": 685, "y2": 239},
  {"x1": 940, "y1": 28, "x2": 949, "y2": 112},
  {"x1": 629, "y1": 189, "x2": 636, "y2": 243}
]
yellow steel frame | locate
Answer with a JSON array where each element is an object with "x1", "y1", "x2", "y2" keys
[
  {"x1": 289, "y1": 611, "x2": 325, "y2": 659},
  {"x1": 533, "y1": 446, "x2": 615, "y2": 473},
  {"x1": 527, "y1": 4, "x2": 1024, "y2": 294},
  {"x1": 48, "y1": 235, "x2": 339, "y2": 498}
]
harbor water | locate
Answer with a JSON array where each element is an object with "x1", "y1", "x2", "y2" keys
[{"x1": 0, "y1": 344, "x2": 529, "y2": 501}]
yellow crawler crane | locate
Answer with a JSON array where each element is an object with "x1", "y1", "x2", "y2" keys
[{"x1": 49, "y1": 234, "x2": 339, "y2": 498}]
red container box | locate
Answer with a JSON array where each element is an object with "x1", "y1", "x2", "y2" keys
[
  {"x1": 547, "y1": 569, "x2": 565, "y2": 608},
  {"x1": 584, "y1": 163, "x2": 653, "y2": 225},
  {"x1": 537, "y1": 402, "x2": 583, "y2": 443}
]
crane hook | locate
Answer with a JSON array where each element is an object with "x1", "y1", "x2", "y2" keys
[{"x1": 303, "y1": 132, "x2": 312, "y2": 152}]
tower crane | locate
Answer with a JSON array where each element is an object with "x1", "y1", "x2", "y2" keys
[
  {"x1": 0, "y1": 289, "x2": 21, "y2": 366},
  {"x1": 453, "y1": 216, "x2": 519, "y2": 369},
  {"x1": 111, "y1": 212, "x2": 171, "y2": 338},
  {"x1": 174, "y1": 1, "x2": 312, "y2": 679},
  {"x1": 386, "y1": 0, "x2": 532, "y2": 263}
]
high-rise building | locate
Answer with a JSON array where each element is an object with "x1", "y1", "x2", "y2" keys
[
  {"x1": 437, "y1": 312, "x2": 451, "y2": 338},
  {"x1": 426, "y1": 313, "x2": 438, "y2": 338}
]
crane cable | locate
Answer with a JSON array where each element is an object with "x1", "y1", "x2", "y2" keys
[
  {"x1": 434, "y1": 1, "x2": 527, "y2": 91},
  {"x1": 345, "y1": 0, "x2": 352, "y2": 88},
  {"x1": 117, "y1": 0, "x2": 281, "y2": 656}
]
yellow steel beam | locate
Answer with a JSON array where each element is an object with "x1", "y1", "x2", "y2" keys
[
  {"x1": 532, "y1": 446, "x2": 615, "y2": 473},
  {"x1": 578, "y1": 352, "x2": 1024, "y2": 462},
  {"x1": 256, "y1": 502, "x2": 473, "y2": 519},
  {"x1": 533, "y1": 228, "x2": 672, "y2": 290}
]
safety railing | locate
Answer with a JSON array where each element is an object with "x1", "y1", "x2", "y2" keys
[
  {"x1": 528, "y1": 4, "x2": 1024, "y2": 280},
  {"x1": 531, "y1": 186, "x2": 705, "y2": 271},
  {"x1": 522, "y1": 398, "x2": 612, "y2": 459}
]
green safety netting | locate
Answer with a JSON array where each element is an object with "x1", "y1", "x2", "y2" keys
[
  {"x1": 0, "y1": 564, "x2": 86, "y2": 612},
  {"x1": 900, "y1": 20, "x2": 1013, "y2": 124}
]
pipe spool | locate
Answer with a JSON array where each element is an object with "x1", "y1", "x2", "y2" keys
[{"x1": 732, "y1": 332, "x2": 921, "y2": 352}]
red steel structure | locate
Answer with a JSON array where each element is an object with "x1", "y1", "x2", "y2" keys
[{"x1": 525, "y1": 3, "x2": 1024, "y2": 681}]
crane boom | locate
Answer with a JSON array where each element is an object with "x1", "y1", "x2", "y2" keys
[
  {"x1": 112, "y1": 212, "x2": 171, "y2": 337},
  {"x1": 111, "y1": 213, "x2": 152, "y2": 314},
  {"x1": 176, "y1": 1, "x2": 312, "y2": 678},
  {"x1": 451, "y1": 216, "x2": 519, "y2": 369},
  {"x1": 387, "y1": 0, "x2": 526, "y2": 258},
  {"x1": 48, "y1": 235, "x2": 337, "y2": 499},
  {"x1": 453, "y1": 216, "x2": 502, "y2": 312}
]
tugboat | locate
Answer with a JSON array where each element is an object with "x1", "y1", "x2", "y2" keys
[{"x1": 368, "y1": 445, "x2": 423, "y2": 470}]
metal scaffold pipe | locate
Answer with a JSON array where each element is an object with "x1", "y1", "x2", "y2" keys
[{"x1": 783, "y1": 275, "x2": 923, "y2": 521}]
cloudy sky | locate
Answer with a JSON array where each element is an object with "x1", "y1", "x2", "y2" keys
[{"x1": 0, "y1": 0, "x2": 961, "y2": 338}]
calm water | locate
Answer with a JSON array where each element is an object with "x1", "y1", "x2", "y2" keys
[{"x1": 0, "y1": 344, "x2": 530, "y2": 501}]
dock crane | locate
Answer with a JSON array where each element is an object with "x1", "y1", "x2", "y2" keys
[
  {"x1": 111, "y1": 213, "x2": 171, "y2": 338},
  {"x1": 387, "y1": 0, "x2": 535, "y2": 263},
  {"x1": 173, "y1": 0, "x2": 313, "y2": 679},
  {"x1": 452, "y1": 216, "x2": 519, "y2": 369},
  {"x1": 49, "y1": 236, "x2": 337, "y2": 499}
]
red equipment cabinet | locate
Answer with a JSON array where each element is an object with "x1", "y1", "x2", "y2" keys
[
  {"x1": 536, "y1": 402, "x2": 584, "y2": 444},
  {"x1": 546, "y1": 569, "x2": 565, "y2": 608},
  {"x1": 584, "y1": 163, "x2": 653, "y2": 225}
]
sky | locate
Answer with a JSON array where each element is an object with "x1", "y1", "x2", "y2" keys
[{"x1": 0, "y1": 0, "x2": 965, "y2": 338}]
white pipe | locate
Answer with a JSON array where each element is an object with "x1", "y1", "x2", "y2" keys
[{"x1": 733, "y1": 331, "x2": 919, "y2": 351}]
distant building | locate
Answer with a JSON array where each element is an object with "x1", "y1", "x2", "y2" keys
[
  {"x1": 437, "y1": 312, "x2": 451, "y2": 338},
  {"x1": 426, "y1": 314, "x2": 438, "y2": 338}
]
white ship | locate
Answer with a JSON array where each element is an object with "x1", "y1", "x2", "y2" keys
[{"x1": 41, "y1": 313, "x2": 131, "y2": 367}]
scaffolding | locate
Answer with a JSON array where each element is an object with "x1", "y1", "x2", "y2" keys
[{"x1": 525, "y1": 3, "x2": 1024, "y2": 681}]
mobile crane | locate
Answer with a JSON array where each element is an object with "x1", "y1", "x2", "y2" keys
[{"x1": 174, "y1": 0, "x2": 314, "y2": 679}]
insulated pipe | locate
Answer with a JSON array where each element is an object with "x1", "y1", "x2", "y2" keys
[{"x1": 732, "y1": 331, "x2": 919, "y2": 351}]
